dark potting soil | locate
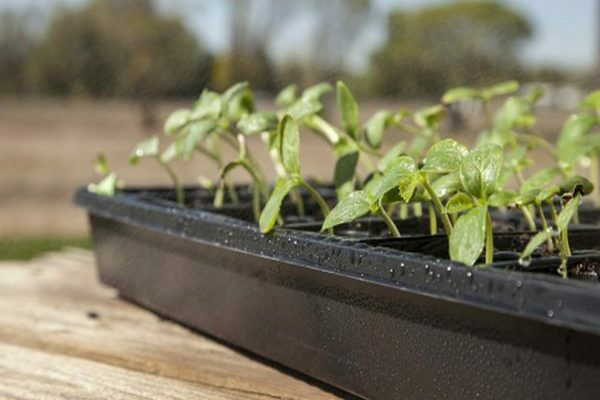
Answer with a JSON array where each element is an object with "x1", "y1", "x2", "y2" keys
[{"x1": 129, "y1": 187, "x2": 600, "y2": 282}]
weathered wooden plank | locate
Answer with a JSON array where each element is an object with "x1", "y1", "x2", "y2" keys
[
  {"x1": 0, "y1": 342, "x2": 265, "y2": 400},
  {"x1": 0, "y1": 250, "x2": 345, "y2": 400}
]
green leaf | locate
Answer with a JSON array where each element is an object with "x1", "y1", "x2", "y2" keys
[
  {"x1": 520, "y1": 229, "x2": 554, "y2": 260},
  {"x1": 259, "y1": 178, "x2": 296, "y2": 233},
  {"x1": 371, "y1": 156, "x2": 417, "y2": 200},
  {"x1": 237, "y1": 112, "x2": 278, "y2": 136},
  {"x1": 488, "y1": 190, "x2": 518, "y2": 207},
  {"x1": 559, "y1": 175, "x2": 594, "y2": 196},
  {"x1": 526, "y1": 84, "x2": 544, "y2": 103},
  {"x1": 279, "y1": 115, "x2": 300, "y2": 175},
  {"x1": 398, "y1": 173, "x2": 421, "y2": 202},
  {"x1": 164, "y1": 109, "x2": 191, "y2": 135},
  {"x1": 160, "y1": 142, "x2": 178, "y2": 163},
  {"x1": 336, "y1": 81, "x2": 360, "y2": 140},
  {"x1": 377, "y1": 141, "x2": 406, "y2": 172},
  {"x1": 482, "y1": 80, "x2": 519, "y2": 99},
  {"x1": 446, "y1": 192, "x2": 474, "y2": 213},
  {"x1": 557, "y1": 195, "x2": 582, "y2": 231},
  {"x1": 449, "y1": 206, "x2": 487, "y2": 266},
  {"x1": 275, "y1": 84, "x2": 298, "y2": 107},
  {"x1": 431, "y1": 173, "x2": 461, "y2": 199},
  {"x1": 535, "y1": 185, "x2": 559, "y2": 203},
  {"x1": 581, "y1": 90, "x2": 600, "y2": 112},
  {"x1": 302, "y1": 82, "x2": 333, "y2": 101},
  {"x1": 334, "y1": 151, "x2": 359, "y2": 200},
  {"x1": 94, "y1": 153, "x2": 110, "y2": 175},
  {"x1": 222, "y1": 82, "x2": 253, "y2": 120},
  {"x1": 289, "y1": 98, "x2": 322, "y2": 120},
  {"x1": 557, "y1": 114, "x2": 596, "y2": 162},
  {"x1": 459, "y1": 144, "x2": 503, "y2": 199},
  {"x1": 364, "y1": 110, "x2": 393, "y2": 149},
  {"x1": 517, "y1": 189, "x2": 540, "y2": 206},
  {"x1": 88, "y1": 173, "x2": 119, "y2": 197},
  {"x1": 322, "y1": 190, "x2": 372, "y2": 231},
  {"x1": 422, "y1": 139, "x2": 468, "y2": 173},
  {"x1": 192, "y1": 90, "x2": 221, "y2": 120},
  {"x1": 176, "y1": 119, "x2": 218, "y2": 160},
  {"x1": 493, "y1": 97, "x2": 534, "y2": 133},
  {"x1": 520, "y1": 167, "x2": 561, "y2": 194},
  {"x1": 129, "y1": 136, "x2": 159, "y2": 165},
  {"x1": 414, "y1": 105, "x2": 445, "y2": 129},
  {"x1": 442, "y1": 87, "x2": 480, "y2": 104}
]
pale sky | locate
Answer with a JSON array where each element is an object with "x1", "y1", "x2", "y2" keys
[{"x1": 3, "y1": 0, "x2": 597, "y2": 71}]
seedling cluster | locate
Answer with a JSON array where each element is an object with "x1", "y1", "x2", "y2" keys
[{"x1": 90, "y1": 80, "x2": 600, "y2": 278}]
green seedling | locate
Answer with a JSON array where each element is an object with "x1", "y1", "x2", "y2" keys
[
  {"x1": 215, "y1": 134, "x2": 269, "y2": 222},
  {"x1": 259, "y1": 115, "x2": 331, "y2": 234},
  {"x1": 520, "y1": 177, "x2": 594, "y2": 278},
  {"x1": 129, "y1": 135, "x2": 184, "y2": 206},
  {"x1": 88, "y1": 153, "x2": 122, "y2": 197},
  {"x1": 442, "y1": 80, "x2": 519, "y2": 127},
  {"x1": 447, "y1": 143, "x2": 504, "y2": 266}
]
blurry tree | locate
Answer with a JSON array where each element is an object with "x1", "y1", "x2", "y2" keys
[
  {"x1": 369, "y1": 2, "x2": 532, "y2": 98},
  {"x1": 216, "y1": 0, "x2": 371, "y2": 92},
  {"x1": 0, "y1": 11, "x2": 35, "y2": 94},
  {"x1": 29, "y1": 0, "x2": 211, "y2": 98}
]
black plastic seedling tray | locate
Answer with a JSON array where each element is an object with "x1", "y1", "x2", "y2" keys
[{"x1": 75, "y1": 187, "x2": 600, "y2": 400}]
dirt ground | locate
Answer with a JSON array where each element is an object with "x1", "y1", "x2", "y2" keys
[{"x1": 0, "y1": 96, "x2": 566, "y2": 236}]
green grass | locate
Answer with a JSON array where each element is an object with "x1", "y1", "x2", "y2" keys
[{"x1": 0, "y1": 236, "x2": 91, "y2": 261}]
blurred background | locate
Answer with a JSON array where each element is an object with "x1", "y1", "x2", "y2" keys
[{"x1": 0, "y1": 0, "x2": 598, "y2": 258}]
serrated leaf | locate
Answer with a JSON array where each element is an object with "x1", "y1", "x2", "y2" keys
[
  {"x1": 95, "y1": 153, "x2": 109, "y2": 175},
  {"x1": 488, "y1": 190, "x2": 518, "y2": 207},
  {"x1": 129, "y1": 136, "x2": 159, "y2": 165},
  {"x1": 520, "y1": 229, "x2": 554, "y2": 260},
  {"x1": 364, "y1": 110, "x2": 393, "y2": 149},
  {"x1": 322, "y1": 190, "x2": 372, "y2": 231},
  {"x1": 289, "y1": 98, "x2": 322, "y2": 120},
  {"x1": 259, "y1": 178, "x2": 296, "y2": 233},
  {"x1": 237, "y1": 112, "x2": 278, "y2": 136},
  {"x1": 483, "y1": 80, "x2": 519, "y2": 99},
  {"x1": 279, "y1": 115, "x2": 300, "y2": 175},
  {"x1": 442, "y1": 87, "x2": 480, "y2": 104},
  {"x1": 88, "y1": 173, "x2": 119, "y2": 197},
  {"x1": 334, "y1": 151, "x2": 359, "y2": 200},
  {"x1": 275, "y1": 84, "x2": 298, "y2": 107},
  {"x1": 164, "y1": 109, "x2": 191, "y2": 135},
  {"x1": 377, "y1": 141, "x2": 406, "y2": 172},
  {"x1": 371, "y1": 156, "x2": 417, "y2": 200},
  {"x1": 336, "y1": 81, "x2": 360, "y2": 140},
  {"x1": 422, "y1": 139, "x2": 468, "y2": 173},
  {"x1": 520, "y1": 167, "x2": 561, "y2": 194},
  {"x1": 557, "y1": 194, "x2": 582, "y2": 230},
  {"x1": 302, "y1": 82, "x2": 333, "y2": 101},
  {"x1": 398, "y1": 173, "x2": 420, "y2": 202},
  {"x1": 446, "y1": 192, "x2": 474, "y2": 213},
  {"x1": 460, "y1": 144, "x2": 503, "y2": 199},
  {"x1": 449, "y1": 205, "x2": 487, "y2": 266}
]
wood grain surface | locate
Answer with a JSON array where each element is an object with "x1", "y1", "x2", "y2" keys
[{"x1": 0, "y1": 249, "x2": 347, "y2": 399}]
